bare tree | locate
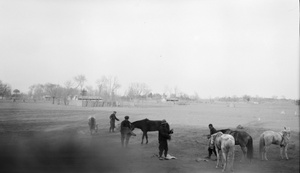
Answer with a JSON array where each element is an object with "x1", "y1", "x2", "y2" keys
[
  {"x1": 243, "y1": 95, "x2": 251, "y2": 102},
  {"x1": 85, "y1": 85, "x2": 95, "y2": 96},
  {"x1": 191, "y1": 92, "x2": 200, "y2": 101},
  {"x1": 0, "y1": 80, "x2": 11, "y2": 99},
  {"x1": 73, "y1": 75, "x2": 87, "y2": 91},
  {"x1": 96, "y1": 76, "x2": 109, "y2": 97},
  {"x1": 64, "y1": 80, "x2": 74, "y2": 89},
  {"x1": 126, "y1": 83, "x2": 151, "y2": 99},
  {"x1": 109, "y1": 76, "x2": 121, "y2": 99},
  {"x1": 96, "y1": 75, "x2": 121, "y2": 106},
  {"x1": 28, "y1": 84, "x2": 45, "y2": 100},
  {"x1": 44, "y1": 83, "x2": 60, "y2": 104}
]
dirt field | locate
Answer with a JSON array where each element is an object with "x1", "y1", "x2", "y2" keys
[{"x1": 0, "y1": 101, "x2": 299, "y2": 173}]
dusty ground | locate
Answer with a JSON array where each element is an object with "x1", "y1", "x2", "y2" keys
[{"x1": 0, "y1": 101, "x2": 299, "y2": 173}]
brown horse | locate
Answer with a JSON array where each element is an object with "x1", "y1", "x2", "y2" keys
[
  {"x1": 228, "y1": 130, "x2": 253, "y2": 163},
  {"x1": 131, "y1": 119, "x2": 170, "y2": 144},
  {"x1": 214, "y1": 129, "x2": 253, "y2": 162}
]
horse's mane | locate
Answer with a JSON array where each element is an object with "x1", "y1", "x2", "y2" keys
[
  {"x1": 132, "y1": 118, "x2": 149, "y2": 123},
  {"x1": 212, "y1": 131, "x2": 223, "y2": 140},
  {"x1": 133, "y1": 118, "x2": 163, "y2": 123},
  {"x1": 218, "y1": 128, "x2": 231, "y2": 134}
]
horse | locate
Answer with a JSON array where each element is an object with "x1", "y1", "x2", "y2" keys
[
  {"x1": 88, "y1": 116, "x2": 98, "y2": 135},
  {"x1": 131, "y1": 119, "x2": 168, "y2": 144},
  {"x1": 206, "y1": 129, "x2": 231, "y2": 139},
  {"x1": 228, "y1": 130, "x2": 253, "y2": 163},
  {"x1": 259, "y1": 127, "x2": 291, "y2": 160},
  {"x1": 209, "y1": 132, "x2": 235, "y2": 172}
]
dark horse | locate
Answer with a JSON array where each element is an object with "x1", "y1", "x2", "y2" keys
[
  {"x1": 131, "y1": 118, "x2": 167, "y2": 144},
  {"x1": 226, "y1": 130, "x2": 253, "y2": 163}
]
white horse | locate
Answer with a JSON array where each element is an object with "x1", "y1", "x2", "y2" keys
[
  {"x1": 259, "y1": 127, "x2": 291, "y2": 160},
  {"x1": 88, "y1": 116, "x2": 98, "y2": 135},
  {"x1": 210, "y1": 132, "x2": 235, "y2": 172}
]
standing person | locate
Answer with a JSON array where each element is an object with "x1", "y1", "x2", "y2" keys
[
  {"x1": 120, "y1": 116, "x2": 134, "y2": 147},
  {"x1": 158, "y1": 119, "x2": 173, "y2": 160},
  {"x1": 109, "y1": 111, "x2": 119, "y2": 132},
  {"x1": 205, "y1": 123, "x2": 218, "y2": 159}
]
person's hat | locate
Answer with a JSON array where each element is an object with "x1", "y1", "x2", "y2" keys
[
  {"x1": 113, "y1": 111, "x2": 117, "y2": 113},
  {"x1": 209, "y1": 124, "x2": 213, "y2": 127},
  {"x1": 125, "y1": 116, "x2": 129, "y2": 119},
  {"x1": 162, "y1": 119, "x2": 167, "y2": 124}
]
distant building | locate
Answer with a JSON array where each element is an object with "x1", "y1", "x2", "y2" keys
[
  {"x1": 77, "y1": 96, "x2": 103, "y2": 101},
  {"x1": 166, "y1": 97, "x2": 179, "y2": 102},
  {"x1": 43, "y1": 95, "x2": 51, "y2": 101}
]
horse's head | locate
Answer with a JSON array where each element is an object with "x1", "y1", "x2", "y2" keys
[
  {"x1": 209, "y1": 132, "x2": 223, "y2": 149},
  {"x1": 130, "y1": 124, "x2": 135, "y2": 131},
  {"x1": 209, "y1": 136, "x2": 215, "y2": 149},
  {"x1": 130, "y1": 130, "x2": 137, "y2": 136}
]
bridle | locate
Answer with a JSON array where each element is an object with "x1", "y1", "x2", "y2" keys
[
  {"x1": 279, "y1": 131, "x2": 289, "y2": 147},
  {"x1": 209, "y1": 136, "x2": 215, "y2": 148}
]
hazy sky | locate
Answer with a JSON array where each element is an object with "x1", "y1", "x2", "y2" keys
[{"x1": 0, "y1": 0, "x2": 299, "y2": 99}]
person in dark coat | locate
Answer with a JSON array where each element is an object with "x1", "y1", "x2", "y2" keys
[
  {"x1": 206, "y1": 124, "x2": 218, "y2": 159},
  {"x1": 158, "y1": 119, "x2": 173, "y2": 160},
  {"x1": 109, "y1": 111, "x2": 119, "y2": 132},
  {"x1": 120, "y1": 116, "x2": 133, "y2": 147}
]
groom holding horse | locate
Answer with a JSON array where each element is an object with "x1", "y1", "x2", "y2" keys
[
  {"x1": 158, "y1": 119, "x2": 173, "y2": 160},
  {"x1": 205, "y1": 124, "x2": 230, "y2": 159},
  {"x1": 206, "y1": 124, "x2": 218, "y2": 159},
  {"x1": 120, "y1": 116, "x2": 136, "y2": 147}
]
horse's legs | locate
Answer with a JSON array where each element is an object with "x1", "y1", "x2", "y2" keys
[
  {"x1": 230, "y1": 151, "x2": 235, "y2": 173},
  {"x1": 280, "y1": 147, "x2": 284, "y2": 159},
  {"x1": 215, "y1": 148, "x2": 220, "y2": 168},
  {"x1": 240, "y1": 146, "x2": 247, "y2": 162},
  {"x1": 260, "y1": 146, "x2": 265, "y2": 160},
  {"x1": 145, "y1": 133, "x2": 148, "y2": 144},
  {"x1": 222, "y1": 151, "x2": 227, "y2": 172},
  {"x1": 280, "y1": 146, "x2": 289, "y2": 160},
  {"x1": 264, "y1": 146, "x2": 268, "y2": 161},
  {"x1": 141, "y1": 133, "x2": 145, "y2": 144},
  {"x1": 284, "y1": 145, "x2": 289, "y2": 160}
]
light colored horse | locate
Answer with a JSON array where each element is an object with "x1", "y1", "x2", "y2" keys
[
  {"x1": 259, "y1": 127, "x2": 291, "y2": 160},
  {"x1": 88, "y1": 116, "x2": 98, "y2": 135},
  {"x1": 210, "y1": 132, "x2": 235, "y2": 172}
]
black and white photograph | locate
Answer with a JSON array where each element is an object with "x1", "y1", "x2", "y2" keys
[{"x1": 0, "y1": 0, "x2": 299, "y2": 172}]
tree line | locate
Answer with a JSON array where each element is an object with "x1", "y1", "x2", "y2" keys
[
  {"x1": 1, "y1": 75, "x2": 175, "y2": 104},
  {"x1": 1, "y1": 75, "x2": 298, "y2": 105}
]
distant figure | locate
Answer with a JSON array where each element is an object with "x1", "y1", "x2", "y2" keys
[
  {"x1": 158, "y1": 119, "x2": 173, "y2": 160},
  {"x1": 88, "y1": 116, "x2": 98, "y2": 135},
  {"x1": 120, "y1": 116, "x2": 135, "y2": 147},
  {"x1": 109, "y1": 111, "x2": 119, "y2": 132}
]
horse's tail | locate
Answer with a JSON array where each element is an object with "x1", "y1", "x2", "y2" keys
[
  {"x1": 259, "y1": 134, "x2": 265, "y2": 156},
  {"x1": 247, "y1": 136, "x2": 254, "y2": 161}
]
